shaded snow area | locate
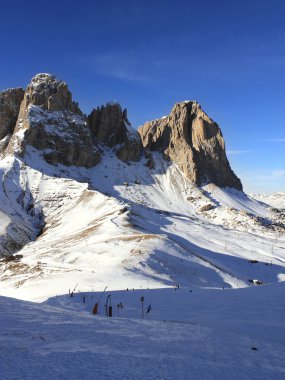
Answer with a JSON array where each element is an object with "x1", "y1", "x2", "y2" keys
[
  {"x1": 125, "y1": 122, "x2": 141, "y2": 142},
  {"x1": 0, "y1": 146, "x2": 285, "y2": 378},
  {"x1": 1, "y1": 284, "x2": 285, "y2": 380}
]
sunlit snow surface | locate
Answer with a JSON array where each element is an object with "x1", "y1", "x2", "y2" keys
[
  {"x1": 0, "y1": 146, "x2": 285, "y2": 379},
  {"x1": 0, "y1": 148, "x2": 285, "y2": 300}
]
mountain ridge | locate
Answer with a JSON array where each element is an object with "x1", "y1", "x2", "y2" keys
[
  {"x1": 1, "y1": 73, "x2": 241, "y2": 189},
  {"x1": 0, "y1": 73, "x2": 284, "y2": 302},
  {"x1": 138, "y1": 100, "x2": 242, "y2": 190}
]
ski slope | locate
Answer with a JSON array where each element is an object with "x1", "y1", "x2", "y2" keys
[
  {"x1": 0, "y1": 143, "x2": 284, "y2": 379},
  {"x1": 1, "y1": 283, "x2": 285, "y2": 380}
]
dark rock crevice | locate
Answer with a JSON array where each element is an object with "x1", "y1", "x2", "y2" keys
[{"x1": 0, "y1": 88, "x2": 25, "y2": 154}]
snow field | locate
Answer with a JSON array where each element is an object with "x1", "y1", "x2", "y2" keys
[{"x1": 1, "y1": 283, "x2": 285, "y2": 379}]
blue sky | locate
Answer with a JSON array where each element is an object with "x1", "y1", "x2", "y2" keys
[{"x1": 0, "y1": 0, "x2": 284, "y2": 193}]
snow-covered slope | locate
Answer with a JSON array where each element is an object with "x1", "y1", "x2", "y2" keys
[
  {"x1": 252, "y1": 192, "x2": 285, "y2": 209},
  {"x1": 0, "y1": 148, "x2": 284, "y2": 301},
  {"x1": 1, "y1": 73, "x2": 284, "y2": 379},
  {"x1": 1, "y1": 283, "x2": 285, "y2": 380}
]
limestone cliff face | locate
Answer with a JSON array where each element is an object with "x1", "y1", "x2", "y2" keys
[
  {"x1": 138, "y1": 101, "x2": 242, "y2": 190},
  {"x1": 0, "y1": 75, "x2": 241, "y2": 190},
  {"x1": 88, "y1": 103, "x2": 142, "y2": 162},
  {"x1": 1, "y1": 74, "x2": 142, "y2": 168},
  {"x1": 0, "y1": 88, "x2": 25, "y2": 153},
  {"x1": 23, "y1": 73, "x2": 81, "y2": 113},
  {"x1": 4, "y1": 74, "x2": 100, "y2": 168}
]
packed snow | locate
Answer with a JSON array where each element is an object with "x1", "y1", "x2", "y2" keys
[{"x1": 1, "y1": 283, "x2": 285, "y2": 379}]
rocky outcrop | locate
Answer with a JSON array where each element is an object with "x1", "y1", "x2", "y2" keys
[
  {"x1": 1, "y1": 74, "x2": 142, "y2": 168},
  {"x1": 0, "y1": 88, "x2": 25, "y2": 153},
  {"x1": 24, "y1": 73, "x2": 81, "y2": 113},
  {"x1": 0, "y1": 75, "x2": 241, "y2": 189},
  {"x1": 4, "y1": 74, "x2": 100, "y2": 168},
  {"x1": 88, "y1": 102, "x2": 142, "y2": 162},
  {"x1": 138, "y1": 101, "x2": 242, "y2": 190}
]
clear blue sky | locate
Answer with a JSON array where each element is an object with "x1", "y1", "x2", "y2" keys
[{"x1": 0, "y1": 0, "x2": 284, "y2": 193}]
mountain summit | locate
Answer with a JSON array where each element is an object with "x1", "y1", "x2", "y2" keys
[
  {"x1": 138, "y1": 101, "x2": 242, "y2": 190},
  {"x1": 1, "y1": 73, "x2": 99, "y2": 167},
  {"x1": 0, "y1": 73, "x2": 284, "y2": 305},
  {"x1": 0, "y1": 74, "x2": 241, "y2": 189},
  {"x1": 0, "y1": 73, "x2": 142, "y2": 167}
]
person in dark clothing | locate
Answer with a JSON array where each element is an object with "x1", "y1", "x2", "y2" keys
[{"x1": 146, "y1": 305, "x2": 151, "y2": 314}]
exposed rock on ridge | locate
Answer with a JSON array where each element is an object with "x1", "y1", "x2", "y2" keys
[
  {"x1": 1, "y1": 74, "x2": 142, "y2": 167},
  {"x1": 0, "y1": 75, "x2": 241, "y2": 190},
  {"x1": 138, "y1": 101, "x2": 242, "y2": 190},
  {"x1": 88, "y1": 102, "x2": 142, "y2": 162},
  {"x1": 4, "y1": 74, "x2": 100, "y2": 168},
  {"x1": 24, "y1": 73, "x2": 81, "y2": 113},
  {"x1": 0, "y1": 88, "x2": 25, "y2": 153}
]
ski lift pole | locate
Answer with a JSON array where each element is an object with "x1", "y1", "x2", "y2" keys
[
  {"x1": 140, "y1": 296, "x2": 145, "y2": 319},
  {"x1": 117, "y1": 304, "x2": 120, "y2": 317},
  {"x1": 108, "y1": 294, "x2": 113, "y2": 317},
  {"x1": 97, "y1": 286, "x2": 107, "y2": 304},
  {"x1": 70, "y1": 283, "x2": 78, "y2": 297},
  {"x1": 106, "y1": 295, "x2": 110, "y2": 316},
  {"x1": 105, "y1": 294, "x2": 112, "y2": 317},
  {"x1": 92, "y1": 286, "x2": 107, "y2": 315}
]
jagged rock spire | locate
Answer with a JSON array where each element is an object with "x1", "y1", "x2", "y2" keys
[
  {"x1": 138, "y1": 101, "x2": 242, "y2": 190},
  {"x1": 25, "y1": 73, "x2": 81, "y2": 113},
  {"x1": 88, "y1": 102, "x2": 142, "y2": 162},
  {"x1": 2, "y1": 74, "x2": 100, "y2": 167},
  {"x1": 0, "y1": 75, "x2": 242, "y2": 190}
]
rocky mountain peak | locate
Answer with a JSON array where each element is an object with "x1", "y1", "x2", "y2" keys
[
  {"x1": 89, "y1": 102, "x2": 126, "y2": 144},
  {"x1": 25, "y1": 73, "x2": 81, "y2": 113},
  {"x1": 88, "y1": 102, "x2": 142, "y2": 162},
  {"x1": 2, "y1": 74, "x2": 100, "y2": 167},
  {"x1": 138, "y1": 100, "x2": 242, "y2": 190},
  {"x1": 0, "y1": 74, "x2": 241, "y2": 190}
]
